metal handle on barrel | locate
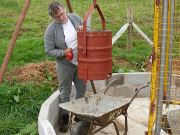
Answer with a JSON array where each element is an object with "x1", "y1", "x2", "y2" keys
[{"x1": 82, "y1": 0, "x2": 106, "y2": 55}]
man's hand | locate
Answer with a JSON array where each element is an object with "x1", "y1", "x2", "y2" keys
[
  {"x1": 64, "y1": 48, "x2": 72, "y2": 56},
  {"x1": 77, "y1": 26, "x2": 83, "y2": 31},
  {"x1": 64, "y1": 48, "x2": 73, "y2": 61}
]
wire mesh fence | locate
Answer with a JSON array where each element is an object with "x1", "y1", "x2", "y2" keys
[{"x1": 148, "y1": 0, "x2": 180, "y2": 134}]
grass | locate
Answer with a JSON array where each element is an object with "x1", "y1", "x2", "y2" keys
[
  {"x1": 0, "y1": 0, "x2": 154, "y2": 69},
  {"x1": 0, "y1": 0, "x2": 154, "y2": 134},
  {"x1": 0, "y1": 81, "x2": 53, "y2": 135}
]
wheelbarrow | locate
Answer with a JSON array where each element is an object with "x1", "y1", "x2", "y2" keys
[{"x1": 59, "y1": 81, "x2": 149, "y2": 135}]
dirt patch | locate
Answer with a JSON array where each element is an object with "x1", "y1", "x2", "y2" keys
[
  {"x1": 113, "y1": 57, "x2": 135, "y2": 69},
  {"x1": 113, "y1": 57, "x2": 152, "y2": 72},
  {"x1": 144, "y1": 57, "x2": 180, "y2": 74},
  {"x1": 6, "y1": 59, "x2": 135, "y2": 84},
  {"x1": 172, "y1": 58, "x2": 180, "y2": 75},
  {"x1": 6, "y1": 60, "x2": 58, "y2": 84},
  {"x1": 5, "y1": 57, "x2": 180, "y2": 84}
]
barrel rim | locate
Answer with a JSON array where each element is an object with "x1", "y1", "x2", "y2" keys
[{"x1": 78, "y1": 30, "x2": 112, "y2": 34}]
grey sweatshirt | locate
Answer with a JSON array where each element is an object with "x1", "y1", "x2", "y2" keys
[{"x1": 44, "y1": 13, "x2": 82, "y2": 64}]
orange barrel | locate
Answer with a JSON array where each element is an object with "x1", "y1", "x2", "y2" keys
[{"x1": 77, "y1": 2, "x2": 112, "y2": 81}]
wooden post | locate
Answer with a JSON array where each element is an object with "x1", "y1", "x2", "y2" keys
[
  {"x1": 66, "y1": 0, "x2": 73, "y2": 13},
  {"x1": 0, "y1": 0, "x2": 31, "y2": 84},
  {"x1": 127, "y1": 7, "x2": 133, "y2": 51}
]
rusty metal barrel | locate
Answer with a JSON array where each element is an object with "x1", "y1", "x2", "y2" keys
[{"x1": 77, "y1": 1, "x2": 112, "y2": 81}]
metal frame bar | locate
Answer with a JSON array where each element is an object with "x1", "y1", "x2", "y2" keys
[
  {"x1": 165, "y1": 0, "x2": 175, "y2": 107},
  {"x1": 154, "y1": 0, "x2": 168, "y2": 134}
]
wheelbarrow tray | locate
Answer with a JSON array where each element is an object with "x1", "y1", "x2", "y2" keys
[{"x1": 59, "y1": 94, "x2": 130, "y2": 126}]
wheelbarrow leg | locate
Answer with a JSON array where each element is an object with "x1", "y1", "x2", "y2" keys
[
  {"x1": 87, "y1": 121, "x2": 94, "y2": 135},
  {"x1": 112, "y1": 121, "x2": 120, "y2": 135},
  {"x1": 69, "y1": 113, "x2": 73, "y2": 132},
  {"x1": 124, "y1": 113, "x2": 128, "y2": 135}
]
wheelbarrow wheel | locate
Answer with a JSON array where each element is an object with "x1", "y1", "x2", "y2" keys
[{"x1": 70, "y1": 121, "x2": 91, "y2": 135}]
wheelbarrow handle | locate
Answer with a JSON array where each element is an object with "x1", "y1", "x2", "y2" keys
[
  {"x1": 104, "y1": 77, "x2": 124, "y2": 94},
  {"x1": 128, "y1": 83, "x2": 150, "y2": 105}
]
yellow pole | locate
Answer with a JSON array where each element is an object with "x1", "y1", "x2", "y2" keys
[{"x1": 147, "y1": 0, "x2": 160, "y2": 134}]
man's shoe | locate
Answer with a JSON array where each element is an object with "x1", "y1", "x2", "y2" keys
[
  {"x1": 59, "y1": 124, "x2": 69, "y2": 133},
  {"x1": 59, "y1": 114, "x2": 69, "y2": 133},
  {"x1": 70, "y1": 121, "x2": 90, "y2": 135}
]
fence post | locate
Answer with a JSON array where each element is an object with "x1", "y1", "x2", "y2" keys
[{"x1": 127, "y1": 6, "x2": 133, "y2": 51}]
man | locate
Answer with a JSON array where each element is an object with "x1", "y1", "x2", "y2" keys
[{"x1": 44, "y1": 2, "x2": 86, "y2": 133}]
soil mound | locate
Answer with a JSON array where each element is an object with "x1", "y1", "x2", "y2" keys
[{"x1": 6, "y1": 61, "x2": 57, "y2": 84}]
